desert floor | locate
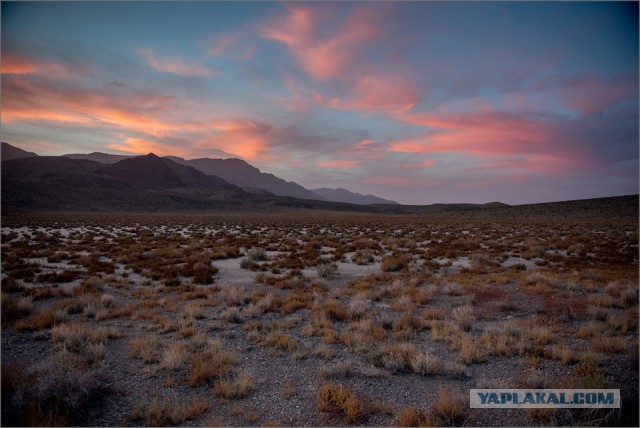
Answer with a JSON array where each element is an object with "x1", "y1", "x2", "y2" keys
[{"x1": 1, "y1": 211, "x2": 638, "y2": 427}]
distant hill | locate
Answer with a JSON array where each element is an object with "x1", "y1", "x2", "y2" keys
[
  {"x1": 1, "y1": 142, "x2": 39, "y2": 161},
  {"x1": 414, "y1": 196, "x2": 638, "y2": 219},
  {"x1": 64, "y1": 152, "x2": 131, "y2": 164},
  {"x1": 170, "y1": 157, "x2": 322, "y2": 200},
  {"x1": 311, "y1": 188, "x2": 398, "y2": 205}
]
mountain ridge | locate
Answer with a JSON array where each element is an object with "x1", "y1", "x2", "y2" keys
[{"x1": 311, "y1": 187, "x2": 398, "y2": 205}]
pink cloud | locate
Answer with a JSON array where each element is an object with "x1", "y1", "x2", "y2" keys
[
  {"x1": 260, "y1": 3, "x2": 384, "y2": 79},
  {"x1": 138, "y1": 49, "x2": 213, "y2": 76},
  {"x1": 314, "y1": 72, "x2": 420, "y2": 112},
  {"x1": 559, "y1": 77, "x2": 634, "y2": 115},
  {"x1": 317, "y1": 160, "x2": 359, "y2": 168},
  {"x1": 391, "y1": 110, "x2": 550, "y2": 157},
  {"x1": 206, "y1": 34, "x2": 254, "y2": 60}
]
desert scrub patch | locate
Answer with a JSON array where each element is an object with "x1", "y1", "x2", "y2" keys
[
  {"x1": 14, "y1": 306, "x2": 64, "y2": 331},
  {"x1": 1, "y1": 292, "x2": 33, "y2": 326},
  {"x1": 260, "y1": 330, "x2": 298, "y2": 352},
  {"x1": 352, "y1": 249, "x2": 375, "y2": 265},
  {"x1": 191, "y1": 260, "x2": 218, "y2": 285},
  {"x1": 183, "y1": 301, "x2": 206, "y2": 319},
  {"x1": 451, "y1": 305, "x2": 475, "y2": 332},
  {"x1": 374, "y1": 342, "x2": 417, "y2": 372},
  {"x1": 322, "y1": 298, "x2": 350, "y2": 322},
  {"x1": 316, "y1": 381, "x2": 365, "y2": 424},
  {"x1": 214, "y1": 370, "x2": 253, "y2": 399},
  {"x1": 130, "y1": 391, "x2": 209, "y2": 426},
  {"x1": 73, "y1": 275, "x2": 105, "y2": 295},
  {"x1": 591, "y1": 336, "x2": 627, "y2": 354},
  {"x1": 316, "y1": 261, "x2": 338, "y2": 278},
  {"x1": 394, "y1": 406, "x2": 439, "y2": 427},
  {"x1": 408, "y1": 350, "x2": 465, "y2": 378},
  {"x1": 188, "y1": 342, "x2": 238, "y2": 386},
  {"x1": 161, "y1": 343, "x2": 187, "y2": 371},
  {"x1": 130, "y1": 336, "x2": 163, "y2": 364},
  {"x1": 433, "y1": 385, "x2": 467, "y2": 426},
  {"x1": 381, "y1": 254, "x2": 412, "y2": 272}
]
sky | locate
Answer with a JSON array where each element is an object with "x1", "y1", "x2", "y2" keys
[{"x1": 1, "y1": 1, "x2": 638, "y2": 205}]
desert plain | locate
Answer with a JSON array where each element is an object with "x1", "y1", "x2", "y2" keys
[{"x1": 1, "y1": 209, "x2": 638, "y2": 427}]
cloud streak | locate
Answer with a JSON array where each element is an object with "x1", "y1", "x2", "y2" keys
[{"x1": 138, "y1": 49, "x2": 213, "y2": 76}]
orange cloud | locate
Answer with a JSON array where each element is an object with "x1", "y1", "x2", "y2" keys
[
  {"x1": 317, "y1": 160, "x2": 359, "y2": 168},
  {"x1": 2, "y1": 74, "x2": 190, "y2": 137},
  {"x1": 138, "y1": 49, "x2": 213, "y2": 76},
  {"x1": 1, "y1": 50, "x2": 94, "y2": 78},
  {"x1": 1, "y1": 52, "x2": 39, "y2": 75},
  {"x1": 109, "y1": 138, "x2": 196, "y2": 158}
]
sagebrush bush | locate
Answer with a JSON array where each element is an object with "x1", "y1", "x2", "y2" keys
[
  {"x1": 214, "y1": 371, "x2": 253, "y2": 398},
  {"x1": 316, "y1": 381, "x2": 364, "y2": 424}
]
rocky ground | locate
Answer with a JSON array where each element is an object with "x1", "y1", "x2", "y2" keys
[{"x1": 1, "y1": 212, "x2": 638, "y2": 427}]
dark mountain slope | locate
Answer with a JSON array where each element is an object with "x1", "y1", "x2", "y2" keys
[
  {"x1": 1, "y1": 155, "x2": 247, "y2": 211},
  {"x1": 1, "y1": 142, "x2": 39, "y2": 161},
  {"x1": 103, "y1": 154, "x2": 241, "y2": 191}
]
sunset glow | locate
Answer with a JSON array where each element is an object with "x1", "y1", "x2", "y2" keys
[{"x1": 1, "y1": 1, "x2": 637, "y2": 204}]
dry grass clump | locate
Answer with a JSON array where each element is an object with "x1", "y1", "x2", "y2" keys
[
  {"x1": 130, "y1": 336, "x2": 163, "y2": 363},
  {"x1": 188, "y1": 341, "x2": 238, "y2": 386},
  {"x1": 73, "y1": 275, "x2": 104, "y2": 295},
  {"x1": 192, "y1": 260, "x2": 218, "y2": 284},
  {"x1": 591, "y1": 337, "x2": 627, "y2": 354},
  {"x1": 451, "y1": 305, "x2": 474, "y2": 332},
  {"x1": 348, "y1": 294, "x2": 371, "y2": 320},
  {"x1": 261, "y1": 330, "x2": 299, "y2": 352},
  {"x1": 14, "y1": 306, "x2": 63, "y2": 331},
  {"x1": 456, "y1": 334, "x2": 488, "y2": 364},
  {"x1": 316, "y1": 381, "x2": 365, "y2": 424},
  {"x1": 214, "y1": 371, "x2": 253, "y2": 399},
  {"x1": 377, "y1": 342, "x2": 417, "y2": 372},
  {"x1": 409, "y1": 351, "x2": 442, "y2": 375},
  {"x1": 394, "y1": 406, "x2": 438, "y2": 427},
  {"x1": 322, "y1": 298, "x2": 350, "y2": 322},
  {"x1": 352, "y1": 249, "x2": 375, "y2": 265},
  {"x1": 1, "y1": 292, "x2": 33, "y2": 325},
  {"x1": 161, "y1": 344, "x2": 187, "y2": 371},
  {"x1": 220, "y1": 306, "x2": 245, "y2": 323},
  {"x1": 316, "y1": 261, "x2": 338, "y2": 278},
  {"x1": 183, "y1": 302, "x2": 206, "y2": 319},
  {"x1": 433, "y1": 385, "x2": 467, "y2": 426},
  {"x1": 381, "y1": 254, "x2": 411, "y2": 272},
  {"x1": 130, "y1": 392, "x2": 209, "y2": 426}
]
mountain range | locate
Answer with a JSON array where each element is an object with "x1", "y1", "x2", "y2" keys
[
  {"x1": 61, "y1": 147, "x2": 397, "y2": 205},
  {"x1": 0, "y1": 142, "x2": 504, "y2": 213},
  {"x1": 4, "y1": 142, "x2": 635, "y2": 219}
]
